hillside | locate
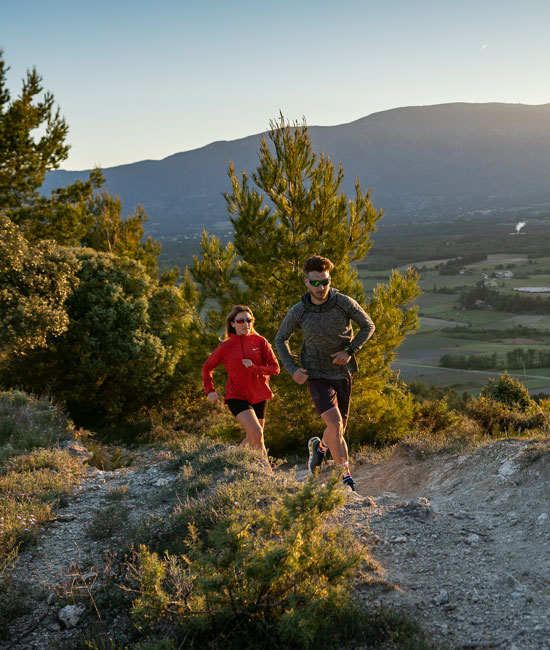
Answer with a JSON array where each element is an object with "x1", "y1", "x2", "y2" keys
[
  {"x1": 42, "y1": 103, "x2": 550, "y2": 235},
  {"x1": 4, "y1": 437, "x2": 550, "y2": 649}
]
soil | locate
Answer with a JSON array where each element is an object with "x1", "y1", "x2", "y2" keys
[
  {"x1": 4, "y1": 438, "x2": 550, "y2": 649},
  {"x1": 352, "y1": 438, "x2": 550, "y2": 649}
]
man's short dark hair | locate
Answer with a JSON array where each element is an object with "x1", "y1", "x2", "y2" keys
[{"x1": 304, "y1": 256, "x2": 334, "y2": 274}]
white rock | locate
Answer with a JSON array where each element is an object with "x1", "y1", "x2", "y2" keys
[
  {"x1": 59, "y1": 603, "x2": 86, "y2": 629},
  {"x1": 498, "y1": 459, "x2": 517, "y2": 479},
  {"x1": 538, "y1": 513, "x2": 548, "y2": 524},
  {"x1": 154, "y1": 477, "x2": 176, "y2": 487},
  {"x1": 434, "y1": 588, "x2": 449, "y2": 605},
  {"x1": 465, "y1": 533, "x2": 480, "y2": 545},
  {"x1": 393, "y1": 535, "x2": 408, "y2": 543}
]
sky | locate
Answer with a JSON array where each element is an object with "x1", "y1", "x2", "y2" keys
[{"x1": 2, "y1": 0, "x2": 550, "y2": 170}]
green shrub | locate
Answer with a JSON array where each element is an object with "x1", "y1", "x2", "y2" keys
[
  {"x1": 4, "y1": 249, "x2": 193, "y2": 425},
  {"x1": 468, "y1": 396, "x2": 544, "y2": 434},
  {"x1": 480, "y1": 372, "x2": 532, "y2": 411},
  {"x1": 346, "y1": 377, "x2": 415, "y2": 447},
  {"x1": 0, "y1": 214, "x2": 78, "y2": 356},
  {"x1": 412, "y1": 397, "x2": 460, "y2": 435},
  {"x1": 127, "y1": 474, "x2": 365, "y2": 649}
]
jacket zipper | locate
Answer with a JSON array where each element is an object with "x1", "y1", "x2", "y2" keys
[{"x1": 240, "y1": 336, "x2": 245, "y2": 360}]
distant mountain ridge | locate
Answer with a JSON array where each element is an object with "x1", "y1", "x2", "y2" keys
[{"x1": 42, "y1": 103, "x2": 550, "y2": 235}]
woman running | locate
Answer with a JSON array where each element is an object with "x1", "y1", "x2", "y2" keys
[{"x1": 202, "y1": 305, "x2": 279, "y2": 460}]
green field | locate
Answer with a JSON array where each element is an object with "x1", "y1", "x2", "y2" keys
[{"x1": 364, "y1": 253, "x2": 550, "y2": 395}]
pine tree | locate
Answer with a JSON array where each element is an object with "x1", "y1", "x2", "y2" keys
[
  {"x1": 0, "y1": 50, "x2": 167, "y2": 279},
  {"x1": 0, "y1": 48, "x2": 69, "y2": 219},
  {"x1": 191, "y1": 116, "x2": 421, "y2": 448}
]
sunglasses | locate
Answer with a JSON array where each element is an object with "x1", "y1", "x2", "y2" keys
[
  {"x1": 234, "y1": 318, "x2": 253, "y2": 324},
  {"x1": 307, "y1": 277, "x2": 331, "y2": 287}
]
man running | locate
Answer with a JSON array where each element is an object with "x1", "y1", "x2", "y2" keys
[{"x1": 274, "y1": 255, "x2": 375, "y2": 492}]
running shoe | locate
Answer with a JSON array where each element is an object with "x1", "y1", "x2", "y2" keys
[
  {"x1": 308, "y1": 436, "x2": 325, "y2": 474},
  {"x1": 342, "y1": 475, "x2": 356, "y2": 492}
]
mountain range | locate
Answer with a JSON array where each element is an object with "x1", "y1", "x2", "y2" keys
[{"x1": 42, "y1": 103, "x2": 550, "y2": 235}]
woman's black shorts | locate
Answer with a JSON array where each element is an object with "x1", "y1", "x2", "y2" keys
[{"x1": 226, "y1": 399, "x2": 267, "y2": 419}]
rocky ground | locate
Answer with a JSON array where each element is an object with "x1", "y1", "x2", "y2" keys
[{"x1": 4, "y1": 437, "x2": 550, "y2": 649}]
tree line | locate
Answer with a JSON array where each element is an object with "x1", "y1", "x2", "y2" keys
[
  {"x1": 460, "y1": 285, "x2": 550, "y2": 314},
  {"x1": 440, "y1": 348, "x2": 550, "y2": 371}
]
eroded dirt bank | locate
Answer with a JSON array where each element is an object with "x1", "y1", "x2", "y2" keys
[{"x1": 350, "y1": 439, "x2": 550, "y2": 649}]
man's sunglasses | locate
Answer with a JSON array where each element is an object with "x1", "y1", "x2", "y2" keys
[
  {"x1": 307, "y1": 277, "x2": 331, "y2": 287},
  {"x1": 234, "y1": 318, "x2": 253, "y2": 324}
]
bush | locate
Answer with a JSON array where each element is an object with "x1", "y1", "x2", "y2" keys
[
  {"x1": 0, "y1": 214, "x2": 78, "y2": 356},
  {"x1": 480, "y1": 372, "x2": 531, "y2": 411},
  {"x1": 413, "y1": 396, "x2": 460, "y2": 435},
  {"x1": 468, "y1": 396, "x2": 544, "y2": 434},
  {"x1": 126, "y1": 473, "x2": 365, "y2": 649},
  {"x1": 4, "y1": 249, "x2": 192, "y2": 425}
]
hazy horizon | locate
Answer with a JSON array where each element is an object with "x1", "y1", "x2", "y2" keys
[{"x1": 3, "y1": 0, "x2": 550, "y2": 170}]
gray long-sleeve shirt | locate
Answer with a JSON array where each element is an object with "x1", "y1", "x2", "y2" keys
[{"x1": 274, "y1": 288, "x2": 375, "y2": 379}]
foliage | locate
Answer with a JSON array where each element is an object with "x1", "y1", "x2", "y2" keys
[
  {"x1": 127, "y1": 473, "x2": 364, "y2": 649},
  {"x1": 408, "y1": 381, "x2": 470, "y2": 413},
  {"x1": 0, "y1": 48, "x2": 68, "y2": 218},
  {"x1": 0, "y1": 213, "x2": 78, "y2": 356},
  {"x1": 467, "y1": 395, "x2": 544, "y2": 435},
  {"x1": 439, "y1": 352, "x2": 498, "y2": 371},
  {"x1": 467, "y1": 373, "x2": 545, "y2": 433},
  {"x1": 460, "y1": 285, "x2": 550, "y2": 314},
  {"x1": 506, "y1": 347, "x2": 550, "y2": 370},
  {"x1": 190, "y1": 116, "x2": 420, "y2": 451},
  {"x1": 0, "y1": 50, "x2": 167, "y2": 282},
  {"x1": 3, "y1": 249, "x2": 193, "y2": 424},
  {"x1": 0, "y1": 446, "x2": 84, "y2": 561},
  {"x1": 345, "y1": 375, "x2": 416, "y2": 446},
  {"x1": 0, "y1": 546, "x2": 27, "y2": 641},
  {"x1": 412, "y1": 396, "x2": 461, "y2": 435},
  {"x1": 480, "y1": 372, "x2": 532, "y2": 411}
]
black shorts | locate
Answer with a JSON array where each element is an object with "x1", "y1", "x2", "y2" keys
[
  {"x1": 226, "y1": 399, "x2": 268, "y2": 419},
  {"x1": 307, "y1": 376, "x2": 352, "y2": 421}
]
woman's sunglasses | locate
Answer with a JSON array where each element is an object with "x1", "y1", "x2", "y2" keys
[
  {"x1": 307, "y1": 277, "x2": 331, "y2": 287},
  {"x1": 234, "y1": 318, "x2": 253, "y2": 324}
]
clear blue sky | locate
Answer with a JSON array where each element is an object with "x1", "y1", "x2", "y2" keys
[{"x1": 2, "y1": 0, "x2": 549, "y2": 170}]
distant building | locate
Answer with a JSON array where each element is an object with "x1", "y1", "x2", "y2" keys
[{"x1": 494, "y1": 270, "x2": 513, "y2": 278}]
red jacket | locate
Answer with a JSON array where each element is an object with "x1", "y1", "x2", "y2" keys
[{"x1": 202, "y1": 333, "x2": 280, "y2": 404}]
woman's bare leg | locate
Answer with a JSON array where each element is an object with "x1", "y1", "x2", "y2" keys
[{"x1": 236, "y1": 410, "x2": 268, "y2": 459}]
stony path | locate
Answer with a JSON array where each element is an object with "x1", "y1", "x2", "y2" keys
[
  {"x1": 4, "y1": 438, "x2": 550, "y2": 649},
  {"x1": 3, "y1": 446, "x2": 178, "y2": 649}
]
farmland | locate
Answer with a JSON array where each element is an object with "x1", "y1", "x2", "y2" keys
[{"x1": 358, "y1": 252, "x2": 550, "y2": 395}]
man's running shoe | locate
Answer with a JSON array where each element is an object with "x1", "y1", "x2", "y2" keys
[
  {"x1": 308, "y1": 436, "x2": 325, "y2": 474},
  {"x1": 342, "y1": 475, "x2": 356, "y2": 492}
]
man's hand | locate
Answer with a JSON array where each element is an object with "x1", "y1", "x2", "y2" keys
[
  {"x1": 292, "y1": 368, "x2": 309, "y2": 384},
  {"x1": 207, "y1": 391, "x2": 221, "y2": 403},
  {"x1": 331, "y1": 350, "x2": 351, "y2": 366}
]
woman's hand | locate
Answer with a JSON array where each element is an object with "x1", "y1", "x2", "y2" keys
[{"x1": 207, "y1": 391, "x2": 220, "y2": 403}]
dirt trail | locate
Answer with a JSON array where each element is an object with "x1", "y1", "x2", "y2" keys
[
  {"x1": 4, "y1": 438, "x2": 550, "y2": 649},
  {"x1": 349, "y1": 439, "x2": 550, "y2": 649}
]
